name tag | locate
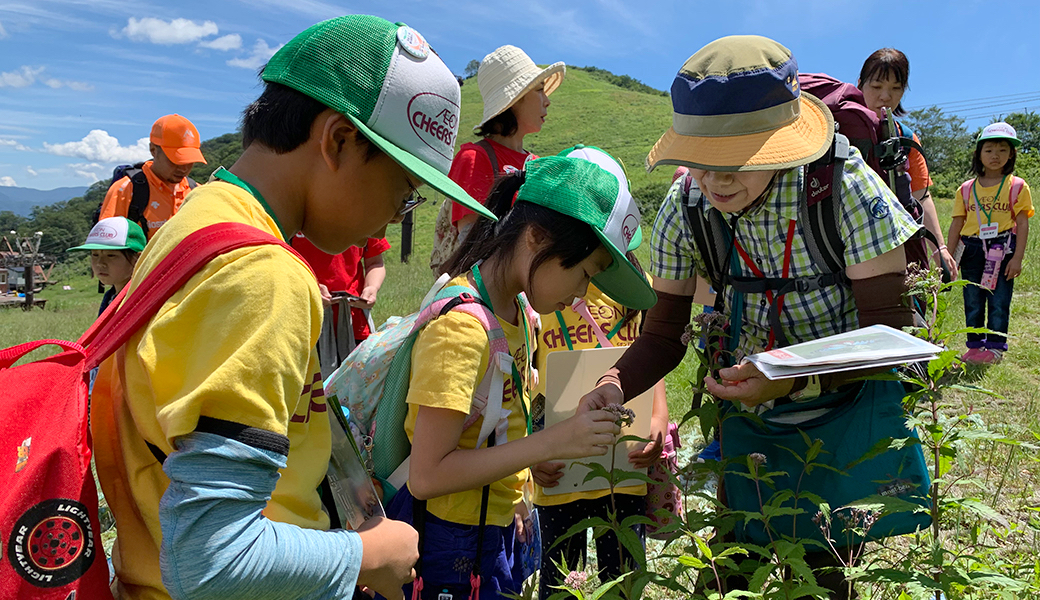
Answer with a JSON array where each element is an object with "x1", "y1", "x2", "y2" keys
[{"x1": 979, "y1": 223, "x2": 1000, "y2": 240}]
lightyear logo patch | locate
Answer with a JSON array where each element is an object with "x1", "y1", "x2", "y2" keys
[{"x1": 7, "y1": 499, "x2": 96, "y2": 587}]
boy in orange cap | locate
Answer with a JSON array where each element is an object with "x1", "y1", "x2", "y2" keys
[{"x1": 98, "y1": 114, "x2": 207, "y2": 239}]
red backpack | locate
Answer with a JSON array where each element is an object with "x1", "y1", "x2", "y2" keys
[{"x1": 0, "y1": 223, "x2": 298, "y2": 600}]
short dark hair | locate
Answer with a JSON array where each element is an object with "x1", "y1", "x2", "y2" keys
[
  {"x1": 972, "y1": 139, "x2": 1017, "y2": 177},
  {"x1": 443, "y1": 172, "x2": 602, "y2": 299},
  {"x1": 474, "y1": 108, "x2": 518, "y2": 138},
  {"x1": 241, "y1": 81, "x2": 381, "y2": 161},
  {"x1": 858, "y1": 48, "x2": 910, "y2": 117}
]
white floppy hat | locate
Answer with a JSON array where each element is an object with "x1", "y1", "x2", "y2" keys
[{"x1": 475, "y1": 45, "x2": 565, "y2": 132}]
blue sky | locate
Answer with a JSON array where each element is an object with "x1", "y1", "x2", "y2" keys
[{"x1": 1, "y1": 0, "x2": 1038, "y2": 191}]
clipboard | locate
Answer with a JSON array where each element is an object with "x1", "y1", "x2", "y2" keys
[{"x1": 542, "y1": 346, "x2": 653, "y2": 495}]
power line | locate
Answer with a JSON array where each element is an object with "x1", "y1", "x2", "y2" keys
[{"x1": 909, "y1": 90, "x2": 1040, "y2": 111}]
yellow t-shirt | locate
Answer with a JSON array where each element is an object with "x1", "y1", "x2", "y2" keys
[
  {"x1": 953, "y1": 177, "x2": 1034, "y2": 237},
  {"x1": 531, "y1": 282, "x2": 648, "y2": 507},
  {"x1": 91, "y1": 181, "x2": 329, "y2": 600},
  {"x1": 404, "y1": 275, "x2": 533, "y2": 527}
]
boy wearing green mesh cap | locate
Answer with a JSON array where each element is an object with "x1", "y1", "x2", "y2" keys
[{"x1": 90, "y1": 15, "x2": 490, "y2": 600}]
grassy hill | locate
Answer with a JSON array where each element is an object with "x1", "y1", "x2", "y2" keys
[{"x1": 190, "y1": 66, "x2": 677, "y2": 221}]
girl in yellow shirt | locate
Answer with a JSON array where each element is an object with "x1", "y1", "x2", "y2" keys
[{"x1": 385, "y1": 155, "x2": 656, "y2": 600}]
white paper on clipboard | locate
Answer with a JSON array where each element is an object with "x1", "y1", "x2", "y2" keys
[{"x1": 542, "y1": 346, "x2": 653, "y2": 495}]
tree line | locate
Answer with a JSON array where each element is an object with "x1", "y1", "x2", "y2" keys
[{"x1": 3, "y1": 109, "x2": 1037, "y2": 259}]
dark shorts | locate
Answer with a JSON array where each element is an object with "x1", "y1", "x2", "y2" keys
[{"x1": 384, "y1": 485, "x2": 519, "y2": 600}]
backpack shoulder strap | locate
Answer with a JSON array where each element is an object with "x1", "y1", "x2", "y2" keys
[
  {"x1": 960, "y1": 179, "x2": 975, "y2": 207},
  {"x1": 800, "y1": 134, "x2": 848, "y2": 275},
  {"x1": 681, "y1": 175, "x2": 728, "y2": 293},
  {"x1": 125, "y1": 166, "x2": 150, "y2": 233},
  {"x1": 475, "y1": 139, "x2": 500, "y2": 175},
  {"x1": 1010, "y1": 176, "x2": 1026, "y2": 205},
  {"x1": 80, "y1": 223, "x2": 301, "y2": 370}
]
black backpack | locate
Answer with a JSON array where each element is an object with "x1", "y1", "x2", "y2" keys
[
  {"x1": 91, "y1": 163, "x2": 197, "y2": 234},
  {"x1": 683, "y1": 133, "x2": 926, "y2": 349}
]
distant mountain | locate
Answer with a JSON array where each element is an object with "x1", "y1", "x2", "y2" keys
[{"x1": 0, "y1": 185, "x2": 90, "y2": 216}]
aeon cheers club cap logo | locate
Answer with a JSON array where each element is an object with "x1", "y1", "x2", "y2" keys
[{"x1": 407, "y1": 93, "x2": 459, "y2": 162}]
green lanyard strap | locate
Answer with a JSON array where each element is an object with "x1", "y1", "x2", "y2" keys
[
  {"x1": 555, "y1": 308, "x2": 627, "y2": 350},
  {"x1": 470, "y1": 264, "x2": 532, "y2": 435},
  {"x1": 971, "y1": 174, "x2": 1007, "y2": 226},
  {"x1": 211, "y1": 167, "x2": 289, "y2": 240}
]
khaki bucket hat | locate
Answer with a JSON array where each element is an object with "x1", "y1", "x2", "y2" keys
[
  {"x1": 646, "y1": 35, "x2": 834, "y2": 173},
  {"x1": 475, "y1": 45, "x2": 565, "y2": 132}
]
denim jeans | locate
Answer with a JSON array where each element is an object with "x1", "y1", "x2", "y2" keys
[{"x1": 960, "y1": 235, "x2": 1016, "y2": 350}]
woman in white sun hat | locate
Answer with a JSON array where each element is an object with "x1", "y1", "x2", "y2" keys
[{"x1": 430, "y1": 45, "x2": 564, "y2": 273}]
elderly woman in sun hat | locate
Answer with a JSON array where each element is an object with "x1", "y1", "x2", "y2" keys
[
  {"x1": 577, "y1": 35, "x2": 927, "y2": 598},
  {"x1": 430, "y1": 45, "x2": 564, "y2": 273}
]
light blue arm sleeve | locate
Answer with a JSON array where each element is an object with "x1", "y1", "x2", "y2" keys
[{"x1": 159, "y1": 431, "x2": 363, "y2": 600}]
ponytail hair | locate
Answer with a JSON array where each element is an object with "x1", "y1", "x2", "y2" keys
[{"x1": 443, "y1": 171, "x2": 602, "y2": 292}]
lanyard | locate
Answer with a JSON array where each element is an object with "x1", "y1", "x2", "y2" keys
[
  {"x1": 211, "y1": 167, "x2": 289, "y2": 240},
  {"x1": 732, "y1": 219, "x2": 797, "y2": 351},
  {"x1": 554, "y1": 308, "x2": 626, "y2": 350},
  {"x1": 470, "y1": 264, "x2": 532, "y2": 435},
  {"x1": 971, "y1": 175, "x2": 1006, "y2": 225}
]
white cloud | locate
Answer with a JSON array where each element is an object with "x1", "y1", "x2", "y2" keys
[
  {"x1": 228, "y1": 39, "x2": 282, "y2": 70},
  {"x1": 25, "y1": 166, "x2": 37, "y2": 177},
  {"x1": 0, "y1": 66, "x2": 45, "y2": 88},
  {"x1": 0, "y1": 176, "x2": 17, "y2": 187},
  {"x1": 0, "y1": 65, "x2": 93, "y2": 91},
  {"x1": 0, "y1": 138, "x2": 32, "y2": 152},
  {"x1": 120, "y1": 17, "x2": 219, "y2": 45},
  {"x1": 199, "y1": 33, "x2": 241, "y2": 51},
  {"x1": 43, "y1": 130, "x2": 150, "y2": 163},
  {"x1": 0, "y1": 20, "x2": 8, "y2": 39},
  {"x1": 43, "y1": 78, "x2": 95, "y2": 91},
  {"x1": 69, "y1": 164, "x2": 104, "y2": 182}
]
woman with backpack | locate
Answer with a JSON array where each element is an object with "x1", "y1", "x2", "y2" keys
[
  {"x1": 387, "y1": 156, "x2": 656, "y2": 599},
  {"x1": 430, "y1": 45, "x2": 564, "y2": 274},
  {"x1": 858, "y1": 47, "x2": 958, "y2": 277},
  {"x1": 578, "y1": 36, "x2": 929, "y2": 599}
]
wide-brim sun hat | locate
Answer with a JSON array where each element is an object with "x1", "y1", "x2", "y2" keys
[
  {"x1": 67, "y1": 217, "x2": 147, "y2": 253},
  {"x1": 262, "y1": 15, "x2": 496, "y2": 221},
  {"x1": 977, "y1": 122, "x2": 1021, "y2": 147},
  {"x1": 646, "y1": 35, "x2": 835, "y2": 173},
  {"x1": 516, "y1": 156, "x2": 656, "y2": 310},
  {"x1": 475, "y1": 45, "x2": 565, "y2": 132},
  {"x1": 557, "y1": 144, "x2": 642, "y2": 252}
]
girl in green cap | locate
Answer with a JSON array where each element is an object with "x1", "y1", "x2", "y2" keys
[
  {"x1": 387, "y1": 155, "x2": 654, "y2": 599},
  {"x1": 949, "y1": 122, "x2": 1034, "y2": 364},
  {"x1": 66, "y1": 216, "x2": 146, "y2": 315}
]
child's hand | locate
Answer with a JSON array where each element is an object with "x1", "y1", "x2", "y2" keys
[
  {"x1": 318, "y1": 283, "x2": 333, "y2": 307},
  {"x1": 356, "y1": 517, "x2": 418, "y2": 600},
  {"x1": 549, "y1": 410, "x2": 620, "y2": 459},
  {"x1": 1005, "y1": 255, "x2": 1024, "y2": 279},
  {"x1": 351, "y1": 286, "x2": 378, "y2": 309},
  {"x1": 513, "y1": 503, "x2": 534, "y2": 544},
  {"x1": 628, "y1": 415, "x2": 667, "y2": 469},
  {"x1": 705, "y1": 363, "x2": 795, "y2": 407},
  {"x1": 532, "y1": 461, "x2": 565, "y2": 487}
]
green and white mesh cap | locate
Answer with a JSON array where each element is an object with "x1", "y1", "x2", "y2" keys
[
  {"x1": 517, "y1": 156, "x2": 657, "y2": 310},
  {"x1": 262, "y1": 14, "x2": 495, "y2": 221},
  {"x1": 66, "y1": 217, "x2": 147, "y2": 253},
  {"x1": 557, "y1": 144, "x2": 643, "y2": 252}
]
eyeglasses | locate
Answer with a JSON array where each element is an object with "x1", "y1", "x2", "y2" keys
[{"x1": 398, "y1": 183, "x2": 428, "y2": 217}]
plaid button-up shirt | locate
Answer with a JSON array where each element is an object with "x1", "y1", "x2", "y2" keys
[{"x1": 650, "y1": 147, "x2": 919, "y2": 359}]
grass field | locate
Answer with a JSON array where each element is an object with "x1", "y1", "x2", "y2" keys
[{"x1": 4, "y1": 113, "x2": 1035, "y2": 594}]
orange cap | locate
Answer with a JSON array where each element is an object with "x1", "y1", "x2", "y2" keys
[{"x1": 150, "y1": 114, "x2": 206, "y2": 165}]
